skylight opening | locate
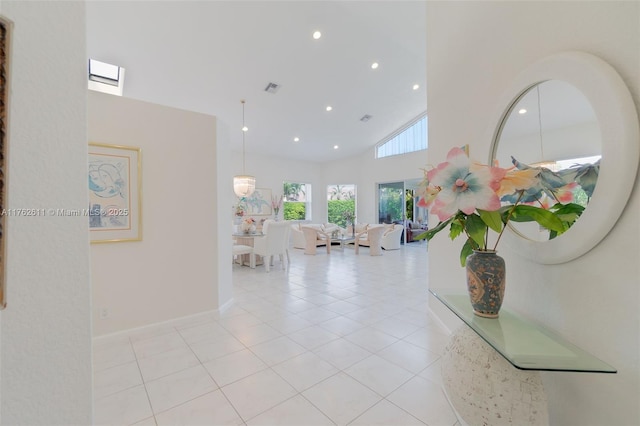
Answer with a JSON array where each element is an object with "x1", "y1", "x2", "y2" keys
[{"x1": 88, "y1": 58, "x2": 125, "y2": 96}]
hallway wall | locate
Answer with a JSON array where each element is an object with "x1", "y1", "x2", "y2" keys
[
  {"x1": 0, "y1": 1, "x2": 92, "y2": 423},
  {"x1": 426, "y1": 2, "x2": 640, "y2": 424},
  {"x1": 89, "y1": 92, "x2": 224, "y2": 336}
]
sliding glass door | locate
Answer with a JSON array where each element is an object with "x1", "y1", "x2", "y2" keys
[
  {"x1": 378, "y1": 180, "x2": 429, "y2": 244},
  {"x1": 378, "y1": 182, "x2": 405, "y2": 224}
]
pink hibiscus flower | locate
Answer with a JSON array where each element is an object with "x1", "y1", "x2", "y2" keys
[{"x1": 427, "y1": 147, "x2": 502, "y2": 221}]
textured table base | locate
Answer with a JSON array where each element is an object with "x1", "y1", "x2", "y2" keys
[{"x1": 441, "y1": 326, "x2": 549, "y2": 426}]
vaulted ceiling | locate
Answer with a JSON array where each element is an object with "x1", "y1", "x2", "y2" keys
[{"x1": 86, "y1": 1, "x2": 427, "y2": 164}]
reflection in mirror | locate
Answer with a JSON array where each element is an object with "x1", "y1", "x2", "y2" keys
[{"x1": 494, "y1": 80, "x2": 601, "y2": 241}]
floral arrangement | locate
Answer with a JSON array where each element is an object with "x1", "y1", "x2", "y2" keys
[
  {"x1": 416, "y1": 146, "x2": 586, "y2": 266},
  {"x1": 234, "y1": 203, "x2": 245, "y2": 217},
  {"x1": 240, "y1": 216, "x2": 256, "y2": 233},
  {"x1": 271, "y1": 195, "x2": 283, "y2": 217}
]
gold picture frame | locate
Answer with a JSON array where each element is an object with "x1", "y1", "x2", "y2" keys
[
  {"x1": 0, "y1": 16, "x2": 13, "y2": 309},
  {"x1": 89, "y1": 143, "x2": 142, "y2": 243}
]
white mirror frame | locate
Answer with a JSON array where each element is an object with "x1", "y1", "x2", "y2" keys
[{"x1": 489, "y1": 51, "x2": 639, "y2": 264}]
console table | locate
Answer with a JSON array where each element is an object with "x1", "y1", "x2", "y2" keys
[{"x1": 430, "y1": 289, "x2": 615, "y2": 425}]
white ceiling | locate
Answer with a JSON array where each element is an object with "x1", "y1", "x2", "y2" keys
[{"x1": 86, "y1": 1, "x2": 427, "y2": 164}]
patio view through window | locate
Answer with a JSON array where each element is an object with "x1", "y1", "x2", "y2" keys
[
  {"x1": 283, "y1": 182, "x2": 310, "y2": 220},
  {"x1": 327, "y1": 184, "x2": 356, "y2": 227}
]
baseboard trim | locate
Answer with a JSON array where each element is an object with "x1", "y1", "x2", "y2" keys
[{"x1": 93, "y1": 298, "x2": 236, "y2": 344}]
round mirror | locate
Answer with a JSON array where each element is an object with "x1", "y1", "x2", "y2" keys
[
  {"x1": 489, "y1": 52, "x2": 639, "y2": 264},
  {"x1": 494, "y1": 80, "x2": 601, "y2": 241}
]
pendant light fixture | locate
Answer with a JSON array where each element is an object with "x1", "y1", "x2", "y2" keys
[{"x1": 233, "y1": 100, "x2": 256, "y2": 197}]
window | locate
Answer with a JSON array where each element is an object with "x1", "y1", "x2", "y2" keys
[
  {"x1": 327, "y1": 184, "x2": 356, "y2": 227},
  {"x1": 376, "y1": 114, "x2": 427, "y2": 158},
  {"x1": 283, "y1": 182, "x2": 310, "y2": 220}
]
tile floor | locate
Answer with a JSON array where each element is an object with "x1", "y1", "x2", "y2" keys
[{"x1": 93, "y1": 242, "x2": 459, "y2": 425}]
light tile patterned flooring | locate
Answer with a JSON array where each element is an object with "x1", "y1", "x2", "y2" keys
[{"x1": 93, "y1": 242, "x2": 459, "y2": 425}]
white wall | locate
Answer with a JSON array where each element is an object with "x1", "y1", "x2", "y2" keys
[
  {"x1": 321, "y1": 146, "x2": 426, "y2": 225},
  {"x1": 216, "y1": 120, "x2": 234, "y2": 309},
  {"x1": 231, "y1": 151, "x2": 323, "y2": 219},
  {"x1": 89, "y1": 91, "x2": 225, "y2": 336},
  {"x1": 426, "y1": 2, "x2": 639, "y2": 425},
  {"x1": 0, "y1": 1, "x2": 92, "y2": 424},
  {"x1": 234, "y1": 146, "x2": 426, "y2": 226}
]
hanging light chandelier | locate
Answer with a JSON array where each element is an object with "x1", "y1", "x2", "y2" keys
[{"x1": 233, "y1": 100, "x2": 256, "y2": 197}]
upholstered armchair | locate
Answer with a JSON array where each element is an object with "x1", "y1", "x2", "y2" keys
[
  {"x1": 291, "y1": 223, "x2": 341, "y2": 249},
  {"x1": 354, "y1": 225, "x2": 385, "y2": 255},
  {"x1": 380, "y1": 224, "x2": 404, "y2": 250},
  {"x1": 301, "y1": 226, "x2": 332, "y2": 255}
]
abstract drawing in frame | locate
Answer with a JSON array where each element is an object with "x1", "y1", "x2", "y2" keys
[
  {"x1": 240, "y1": 188, "x2": 272, "y2": 216},
  {"x1": 89, "y1": 143, "x2": 142, "y2": 243},
  {"x1": 0, "y1": 16, "x2": 12, "y2": 309}
]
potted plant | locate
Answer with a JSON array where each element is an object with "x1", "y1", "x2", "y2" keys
[
  {"x1": 416, "y1": 146, "x2": 585, "y2": 317},
  {"x1": 343, "y1": 211, "x2": 356, "y2": 237}
]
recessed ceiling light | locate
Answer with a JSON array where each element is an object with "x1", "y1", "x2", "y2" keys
[
  {"x1": 313, "y1": 31, "x2": 322, "y2": 40},
  {"x1": 242, "y1": 126, "x2": 248, "y2": 132},
  {"x1": 294, "y1": 137, "x2": 300, "y2": 142},
  {"x1": 518, "y1": 109, "x2": 527, "y2": 114},
  {"x1": 333, "y1": 145, "x2": 339, "y2": 150},
  {"x1": 412, "y1": 84, "x2": 420, "y2": 90},
  {"x1": 371, "y1": 62, "x2": 379, "y2": 69},
  {"x1": 326, "y1": 106, "x2": 333, "y2": 112}
]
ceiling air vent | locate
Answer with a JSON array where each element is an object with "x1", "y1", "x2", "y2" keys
[
  {"x1": 264, "y1": 82, "x2": 280, "y2": 94},
  {"x1": 360, "y1": 114, "x2": 372, "y2": 122}
]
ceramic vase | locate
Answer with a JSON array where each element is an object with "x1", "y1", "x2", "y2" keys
[{"x1": 465, "y1": 250, "x2": 505, "y2": 318}]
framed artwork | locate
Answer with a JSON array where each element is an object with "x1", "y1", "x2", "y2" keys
[
  {"x1": 240, "y1": 188, "x2": 272, "y2": 216},
  {"x1": 0, "y1": 16, "x2": 12, "y2": 309},
  {"x1": 89, "y1": 143, "x2": 142, "y2": 243}
]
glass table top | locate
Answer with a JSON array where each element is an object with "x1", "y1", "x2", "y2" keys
[
  {"x1": 430, "y1": 289, "x2": 616, "y2": 373},
  {"x1": 232, "y1": 232, "x2": 264, "y2": 237}
]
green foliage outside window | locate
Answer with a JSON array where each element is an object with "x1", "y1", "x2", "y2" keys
[
  {"x1": 328, "y1": 200, "x2": 355, "y2": 227},
  {"x1": 405, "y1": 189, "x2": 414, "y2": 221},
  {"x1": 284, "y1": 202, "x2": 306, "y2": 220},
  {"x1": 379, "y1": 188, "x2": 403, "y2": 223},
  {"x1": 284, "y1": 182, "x2": 306, "y2": 201}
]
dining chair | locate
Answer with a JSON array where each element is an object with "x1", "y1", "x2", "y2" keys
[
  {"x1": 232, "y1": 243, "x2": 255, "y2": 268},
  {"x1": 252, "y1": 221, "x2": 290, "y2": 272}
]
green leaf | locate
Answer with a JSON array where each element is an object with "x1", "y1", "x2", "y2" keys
[
  {"x1": 478, "y1": 209, "x2": 503, "y2": 233},
  {"x1": 465, "y1": 213, "x2": 487, "y2": 248},
  {"x1": 460, "y1": 239, "x2": 475, "y2": 267},
  {"x1": 415, "y1": 217, "x2": 453, "y2": 241},
  {"x1": 449, "y1": 221, "x2": 464, "y2": 240},
  {"x1": 550, "y1": 202, "x2": 585, "y2": 226},
  {"x1": 510, "y1": 205, "x2": 564, "y2": 232}
]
